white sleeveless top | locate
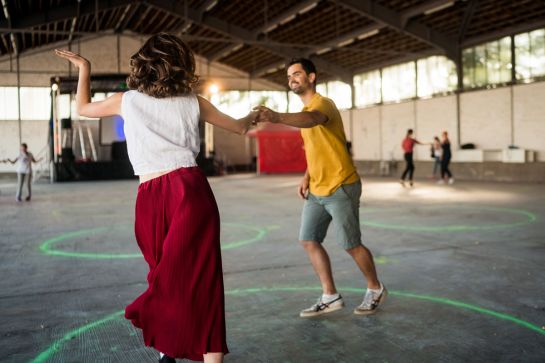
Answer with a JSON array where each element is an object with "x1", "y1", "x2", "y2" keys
[{"x1": 121, "y1": 90, "x2": 200, "y2": 176}]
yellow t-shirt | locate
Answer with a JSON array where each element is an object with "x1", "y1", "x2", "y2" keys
[{"x1": 301, "y1": 93, "x2": 359, "y2": 196}]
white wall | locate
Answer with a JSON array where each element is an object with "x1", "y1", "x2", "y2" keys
[
  {"x1": 513, "y1": 82, "x2": 545, "y2": 161},
  {"x1": 352, "y1": 107, "x2": 381, "y2": 161},
  {"x1": 414, "y1": 95, "x2": 458, "y2": 160},
  {"x1": 349, "y1": 81, "x2": 545, "y2": 162},
  {"x1": 460, "y1": 87, "x2": 511, "y2": 149},
  {"x1": 381, "y1": 102, "x2": 416, "y2": 161}
]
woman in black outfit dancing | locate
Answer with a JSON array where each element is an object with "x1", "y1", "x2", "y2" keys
[{"x1": 439, "y1": 131, "x2": 454, "y2": 185}]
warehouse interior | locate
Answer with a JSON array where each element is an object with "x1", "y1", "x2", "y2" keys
[{"x1": 1, "y1": 0, "x2": 544, "y2": 362}]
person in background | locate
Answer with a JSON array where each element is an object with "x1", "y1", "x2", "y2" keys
[
  {"x1": 431, "y1": 136, "x2": 442, "y2": 179},
  {"x1": 399, "y1": 129, "x2": 427, "y2": 187},
  {"x1": 439, "y1": 131, "x2": 454, "y2": 185},
  {"x1": 2, "y1": 143, "x2": 41, "y2": 202}
]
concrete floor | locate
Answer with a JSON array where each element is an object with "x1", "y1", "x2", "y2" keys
[{"x1": 0, "y1": 174, "x2": 544, "y2": 362}]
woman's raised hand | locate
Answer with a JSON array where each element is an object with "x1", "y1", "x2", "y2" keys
[{"x1": 54, "y1": 49, "x2": 90, "y2": 69}]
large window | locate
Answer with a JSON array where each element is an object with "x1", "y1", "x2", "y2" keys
[
  {"x1": 417, "y1": 56, "x2": 457, "y2": 97},
  {"x1": 211, "y1": 90, "x2": 288, "y2": 119},
  {"x1": 354, "y1": 70, "x2": 381, "y2": 107},
  {"x1": 288, "y1": 92, "x2": 303, "y2": 112},
  {"x1": 463, "y1": 36, "x2": 512, "y2": 88},
  {"x1": 0, "y1": 87, "x2": 19, "y2": 120},
  {"x1": 250, "y1": 91, "x2": 288, "y2": 114},
  {"x1": 0, "y1": 87, "x2": 51, "y2": 120},
  {"x1": 56, "y1": 94, "x2": 72, "y2": 120},
  {"x1": 382, "y1": 62, "x2": 416, "y2": 102},
  {"x1": 315, "y1": 81, "x2": 352, "y2": 109},
  {"x1": 515, "y1": 28, "x2": 545, "y2": 81},
  {"x1": 20, "y1": 87, "x2": 51, "y2": 120}
]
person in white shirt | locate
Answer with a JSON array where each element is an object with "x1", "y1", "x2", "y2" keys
[
  {"x1": 55, "y1": 33, "x2": 256, "y2": 363},
  {"x1": 431, "y1": 136, "x2": 442, "y2": 179},
  {"x1": 3, "y1": 143, "x2": 41, "y2": 202}
]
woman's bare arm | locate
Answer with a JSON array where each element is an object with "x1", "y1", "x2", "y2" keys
[
  {"x1": 197, "y1": 96, "x2": 256, "y2": 135},
  {"x1": 54, "y1": 49, "x2": 122, "y2": 118}
]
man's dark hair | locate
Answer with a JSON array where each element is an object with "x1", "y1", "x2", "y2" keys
[
  {"x1": 407, "y1": 129, "x2": 413, "y2": 135},
  {"x1": 288, "y1": 58, "x2": 317, "y2": 84}
]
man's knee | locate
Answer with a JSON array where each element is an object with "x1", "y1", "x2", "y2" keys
[
  {"x1": 299, "y1": 240, "x2": 320, "y2": 251},
  {"x1": 344, "y1": 243, "x2": 365, "y2": 255}
]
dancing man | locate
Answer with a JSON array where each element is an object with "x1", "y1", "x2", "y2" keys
[{"x1": 255, "y1": 58, "x2": 386, "y2": 317}]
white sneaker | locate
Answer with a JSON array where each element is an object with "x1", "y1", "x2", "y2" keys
[
  {"x1": 300, "y1": 295, "x2": 345, "y2": 318},
  {"x1": 354, "y1": 284, "x2": 387, "y2": 315},
  {"x1": 448, "y1": 178, "x2": 455, "y2": 185}
]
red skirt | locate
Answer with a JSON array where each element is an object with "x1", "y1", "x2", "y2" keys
[{"x1": 125, "y1": 167, "x2": 228, "y2": 361}]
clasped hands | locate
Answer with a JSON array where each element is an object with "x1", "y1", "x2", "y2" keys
[{"x1": 250, "y1": 105, "x2": 281, "y2": 125}]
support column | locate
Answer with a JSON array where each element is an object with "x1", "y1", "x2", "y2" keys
[
  {"x1": 455, "y1": 49, "x2": 463, "y2": 148},
  {"x1": 16, "y1": 54, "x2": 21, "y2": 144}
]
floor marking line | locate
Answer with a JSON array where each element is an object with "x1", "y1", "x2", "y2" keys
[{"x1": 30, "y1": 286, "x2": 544, "y2": 363}]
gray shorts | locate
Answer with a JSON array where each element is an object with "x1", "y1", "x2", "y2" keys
[{"x1": 299, "y1": 180, "x2": 362, "y2": 250}]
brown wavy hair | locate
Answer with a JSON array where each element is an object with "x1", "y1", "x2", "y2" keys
[{"x1": 127, "y1": 33, "x2": 199, "y2": 98}]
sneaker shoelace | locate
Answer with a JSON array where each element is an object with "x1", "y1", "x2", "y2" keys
[{"x1": 311, "y1": 296, "x2": 341, "y2": 312}]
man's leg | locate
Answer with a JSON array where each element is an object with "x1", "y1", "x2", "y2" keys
[
  {"x1": 400, "y1": 153, "x2": 410, "y2": 180},
  {"x1": 300, "y1": 240, "x2": 337, "y2": 295},
  {"x1": 346, "y1": 245, "x2": 380, "y2": 289},
  {"x1": 299, "y1": 194, "x2": 344, "y2": 317},
  {"x1": 408, "y1": 154, "x2": 415, "y2": 181},
  {"x1": 329, "y1": 181, "x2": 387, "y2": 315},
  {"x1": 326, "y1": 182, "x2": 381, "y2": 288}
]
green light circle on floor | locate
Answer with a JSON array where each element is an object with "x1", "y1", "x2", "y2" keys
[
  {"x1": 30, "y1": 286, "x2": 545, "y2": 363},
  {"x1": 39, "y1": 223, "x2": 269, "y2": 259},
  {"x1": 360, "y1": 206, "x2": 536, "y2": 232}
]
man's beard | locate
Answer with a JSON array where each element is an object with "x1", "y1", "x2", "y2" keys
[{"x1": 290, "y1": 83, "x2": 305, "y2": 94}]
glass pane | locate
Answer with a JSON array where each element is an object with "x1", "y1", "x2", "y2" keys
[
  {"x1": 499, "y1": 36, "x2": 513, "y2": 82},
  {"x1": 210, "y1": 91, "x2": 250, "y2": 119},
  {"x1": 516, "y1": 28, "x2": 545, "y2": 80},
  {"x1": 417, "y1": 56, "x2": 457, "y2": 97},
  {"x1": 486, "y1": 41, "x2": 501, "y2": 84},
  {"x1": 354, "y1": 70, "x2": 381, "y2": 107},
  {"x1": 462, "y1": 48, "x2": 475, "y2": 88},
  {"x1": 288, "y1": 91, "x2": 303, "y2": 112},
  {"x1": 531, "y1": 29, "x2": 545, "y2": 77},
  {"x1": 474, "y1": 45, "x2": 487, "y2": 86},
  {"x1": 382, "y1": 61, "x2": 416, "y2": 102},
  {"x1": 316, "y1": 83, "x2": 328, "y2": 96},
  {"x1": 57, "y1": 94, "x2": 71, "y2": 120},
  {"x1": 249, "y1": 91, "x2": 288, "y2": 112},
  {"x1": 326, "y1": 81, "x2": 352, "y2": 110},
  {"x1": 0, "y1": 87, "x2": 19, "y2": 120},
  {"x1": 20, "y1": 87, "x2": 51, "y2": 120},
  {"x1": 515, "y1": 32, "x2": 532, "y2": 80}
]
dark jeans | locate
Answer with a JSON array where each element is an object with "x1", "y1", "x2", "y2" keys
[
  {"x1": 441, "y1": 157, "x2": 452, "y2": 179},
  {"x1": 401, "y1": 152, "x2": 414, "y2": 181}
]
